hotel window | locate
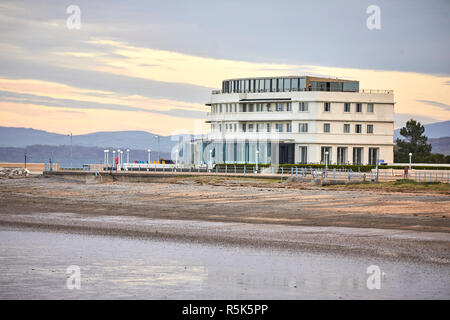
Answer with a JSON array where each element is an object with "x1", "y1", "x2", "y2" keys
[
  {"x1": 242, "y1": 124, "x2": 246, "y2": 132},
  {"x1": 323, "y1": 123, "x2": 331, "y2": 133},
  {"x1": 324, "y1": 102, "x2": 331, "y2": 112},
  {"x1": 356, "y1": 103, "x2": 362, "y2": 112},
  {"x1": 299, "y1": 102, "x2": 308, "y2": 112},
  {"x1": 299, "y1": 146, "x2": 307, "y2": 164},
  {"x1": 292, "y1": 78, "x2": 299, "y2": 91},
  {"x1": 271, "y1": 78, "x2": 277, "y2": 92},
  {"x1": 276, "y1": 103, "x2": 283, "y2": 112},
  {"x1": 265, "y1": 79, "x2": 271, "y2": 92},
  {"x1": 369, "y1": 148, "x2": 379, "y2": 165},
  {"x1": 344, "y1": 123, "x2": 350, "y2": 133},
  {"x1": 256, "y1": 123, "x2": 263, "y2": 132},
  {"x1": 367, "y1": 124, "x2": 374, "y2": 134},
  {"x1": 321, "y1": 147, "x2": 332, "y2": 164},
  {"x1": 234, "y1": 104, "x2": 237, "y2": 112},
  {"x1": 278, "y1": 78, "x2": 284, "y2": 92},
  {"x1": 259, "y1": 79, "x2": 265, "y2": 92},
  {"x1": 267, "y1": 123, "x2": 271, "y2": 132},
  {"x1": 249, "y1": 104, "x2": 254, "y2": 112},
  {"x1": 219, "y1": 124, "x2": 222, "y2": 132},
  {"x1": 286, "y1": 122, "x2": 292, "y2": 132},
  {"x1": 353, "y1": 147, "x2": 363, "y2": 165},
  {"x1": 234, "y1": 124, "x2": 237, "y2": 132},
  {"x1": 256, "y1": 103, "x2": 263, "y2": 112},
  {"x1": 287, "y1": 102, "x2": 292, "y2": 111},
  {"x1": 219, "y1": 105, "x2": 222, "y2": 113},
  {"x1": 299, "y1": 123, "x2": 308, "y2": 133},
  {"x1": 355, "y1": 124, "x2": 362, "y2": 133},
  {"x1": 367, "y1": 103, "x2": 374, "y2": 112},
  {"x1": 284, "y1": 78, "x2": 291, "y2": 91},
  {"x1": 276, "y1": 123, "x2": 283, "y2": 132},
  {"x1": 266, "y1": 103, "x2": 271, "y2": 112},
  {"x1": 242, "y1": 104, "x2": 247, "y2": 112},
  {"x1": 248, "y1": 124, "x2": 254, "y2": 132},
  {"x1": 344, "y1": 103, "x2": 351, "y2": 112},
  {"x1": 337, "y1": 147, "x2": 348, "y2": 165}
]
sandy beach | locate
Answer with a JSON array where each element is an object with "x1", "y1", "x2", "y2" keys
[
  {"x1": 0, "y1": 176, "x2": 449, "y2": 299},
  {"x1": 0, "y1": 176, "x2": 449, "y2": 261}
]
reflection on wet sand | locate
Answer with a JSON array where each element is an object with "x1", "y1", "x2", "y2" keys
[{"x1": 0, "y1": 227, "x2": 449, "y2": 299}]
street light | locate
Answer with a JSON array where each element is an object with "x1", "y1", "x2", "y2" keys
[
  {"x1": 67, "y1": 132, "x2": 72, "y2": 168},
  {"x1": 255, "y1": 150, "x2": 260, "y2": 173},
  {"x1": 209, "y1": 149, "x2": 213, "y2": 170},
  {"x1": 325, "y1": 151, "x2": 329, "y2": 172},
  {"x1": 112, "y1": 150, "x2": 116, "y2": 170},
  {"x1": 147, "y1": 149, "x2": 151, "y2": 164},
  {"x1": 409, "y1": 152, "x2": 412, "y2": 170},
  {"x1": 126, "y1": 149, "x2": 130, "y2": 164},
  {"x1": 175, "y1": 149, "x2": 178, "y2": 168},
  {"x1": 154, "y1": 135, "x2": 160, "y2": 161},
  {"x1": 104, "y1": 149, "x2": 109, "y2": 167}
]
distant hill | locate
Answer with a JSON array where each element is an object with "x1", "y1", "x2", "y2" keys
[
  {"x1": 394, "y1": 120, "x2": 450, "y2": 139},
  {"x1": 0, "y1": 145, "x2": 171, "y2": 166},
  {"x1": 429, "y1": 137, "x2": 450, "y2": 156},
  {"x1": 0, "y1": 127, "x2": 192, "y2": 151}
]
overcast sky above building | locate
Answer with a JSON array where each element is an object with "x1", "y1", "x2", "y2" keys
[{"x1": 0, "y1": 0, "x2": 449, "y2": 135}]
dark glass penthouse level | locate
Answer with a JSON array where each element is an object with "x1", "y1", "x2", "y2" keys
[{"x1": 219, "y1": 76, "x2": 359, "y2": 94}]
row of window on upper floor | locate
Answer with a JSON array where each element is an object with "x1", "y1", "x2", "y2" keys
[
  {"x1": 221, "y1": 78, "x2": 359, "y2": 93},
  {"x1": 210, "y1": 102, "x2": 375, "y2": 113},
  {"x1": 211, "y1": 122, "x2": 374, "y2": 134}
]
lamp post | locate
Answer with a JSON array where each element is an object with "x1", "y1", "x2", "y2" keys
[
  {"x1": 175, "y1": 149, "x2": 178, "y2": 168},
  {"x1": 104, "y1": 149, "x2": 109, "y2": 167},
  {"x1": 24, "y1": 151, "x2": 27, "y2": 169},
  {"x1": 67, "y1": 132, "x2": 72, "y2": 168},
  {"x1": 409, "y1": 152, "x2": 412, "y2": 170},
  {"x1": 154, "y1": 135, "x2": 160, "y2": 161},
  {"x1": 112, "y1": 150, "x2": 116, "y2": 170},
  {"x1": 126, "y1": 149, "x2": 130, "y2": 164},
  {"x1": 209, "y1": 149, "x2": 213, "y2": 170},
  {"x1": 147, "y1": 149, "x2": 151, "y2": 164},
  {"x1": 255, "y1": 150, "x2": 259, "y2": 173},
  {"x1": 325, "y1": 151, "x2": 329, "y2": 174}
]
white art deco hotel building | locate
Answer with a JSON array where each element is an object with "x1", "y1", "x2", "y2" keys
[{"x1": 184, "y1": 76, "x2": 394, "y2": 166}]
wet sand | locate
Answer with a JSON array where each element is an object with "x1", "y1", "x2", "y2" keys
[
  {"x1": 0, "y1": 177, "x2": 449, "y2": 299},
  {"x1": 1, "y1": 227, "x2": 449, "y2": 299},
  {"x1": 0, "y1": 176, "x2": 449, "y2": 233}
]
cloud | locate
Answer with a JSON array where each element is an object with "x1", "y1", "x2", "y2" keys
[
  {"x1": 0, "y1": 90, "x2": 205, "y2": 119},
  {"x1": 0, "y1": 0, "x2": 449, "y2": 136},
  {"x1": 394, "y1": 113, "x2": 440, "y2": 129},
  {"x1": 417, "y1": 100, "x2": 450, "y2": 111}
]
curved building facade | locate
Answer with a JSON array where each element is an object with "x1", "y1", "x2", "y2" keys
[{"x1": 183, "y1": 76, "x2": 394, "y2": 166}]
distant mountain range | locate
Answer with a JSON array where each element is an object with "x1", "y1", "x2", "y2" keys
[
  {"x1": 0, "y1": 120, "x2": 449, "y2": 164},
  {"x1": 0, "y1": 127, "x2": 192, "y2": 151},
  {"x1": 0, "y1": 145, "x2": 170, "y2": 167}
]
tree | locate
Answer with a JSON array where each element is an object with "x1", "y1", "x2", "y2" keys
[{"x1": 394, "y1": 119, "x2": 432, "y2": 163}]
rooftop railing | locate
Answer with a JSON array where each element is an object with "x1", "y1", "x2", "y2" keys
[{"x1": 212, "y1": 88, "x2": 393, "y2": 94}]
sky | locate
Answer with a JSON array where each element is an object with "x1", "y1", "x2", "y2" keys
[{"x1": 0, "y1": 0, "x2": 449, "y2": 136}]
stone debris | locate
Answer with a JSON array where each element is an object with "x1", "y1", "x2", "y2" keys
[{"x1": 0, "y1": 167, "x2": 31, "y2": 178}]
